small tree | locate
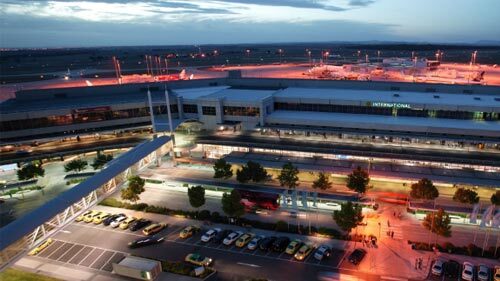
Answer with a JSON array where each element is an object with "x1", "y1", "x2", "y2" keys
[
  {"x1": 453, "y1": 188, "x2": 479, "y2": 205},
  {"x1": 17, "y1": 162, "x2": 45, "y2": 181},
  {"x1": 213, "y1": 159, "x2": 233, "y2": 179},
  {"x1": 64, "y1": 159, "x2": 88, "y2": 173},
  {"x1": 91, "y1": 153, "x2": 113, "y2": 170},
  {"x1": 236, "y1": 161, "x2": 268, "y2": 183},
  {"x1": 491, "y1": 190, "x2": 500, "y2": 206},
  {"x1": 278, "y1": 162, "x2": 299, "y2": 189},
  {"x1": 333, "y1": 201, "x2": 363, "y2": 233},
  {"x1": 422, "y1": 208, "x2": 451, "y2": 238},
  {"x1": 346, "y1": 166, "x2": 370, "y2": 194},
  {"x1": 121, "y1": 176, "x2": 145, "y2": 203},
  {"x1": 221, "y1": 189, "x2": 245, "y2": 218},
  {"x1": 188, "y1": 185, "x2": 206, "y2": 210},
  {"x1": 312, "y1": 172, "x2": 332, "y2": 190},
  {"x1": 410, "y1": 178, "x2": 439, "y2": 200}
]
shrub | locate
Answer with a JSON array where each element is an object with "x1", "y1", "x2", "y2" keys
[
  {"x1": 145, "y1": 179, "x2": 163, "y2": 184},
  {"x1": 443, "y1": 242, "x2": 455, "y2": 253},
  {"x1": 211, "y1": 212, "x2": 222, "y2": 223},
  {"x1": 198, "y1": 210, "x2": 211, "y2": 220},
  {"x1": 162, "y1": 261, "x2": 193, "y2": 275},
  {"x1": 316, "y1": 227, "x2": 341, "y2": 238},
  {"x1": 182, "y1": 183, "x2": 189, "y2": 187},
  {"x1": 275, "y1": 220, "x2": 288, "y2": 232}
]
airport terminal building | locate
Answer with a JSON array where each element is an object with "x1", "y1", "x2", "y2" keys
[{"x1": 2, "y1": 75, "x2": 499, "y2": 143}]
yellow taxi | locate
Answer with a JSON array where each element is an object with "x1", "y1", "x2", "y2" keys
[
  {"x1": 84, "y1": 211, "x2": 103, "y2": 223},
  {"x1": 235, "y1": 233, "x2": 255, "y2": 248},
  {"x1": 143, "y1": 223, "x2": 166, "y2": 236},
  {"x1": 119, "y1": 217, "x2": 137, "y2": 230},
  {"x1": 179, "y1": 225, "x2": 199, "y2": 239},
  {"x1": 93, "y1": 212, "x2": 110, "y2": 224},
  {"x1": 76, "y1": 210, "x2": 97, "y2": 222},
  {"x1": 285, "y1": 239, "x2": 302, "y2": 255},
  {"x1": 28, "y1": 239, "x2": 53, "y2": 256},
  {"x1": 294, "y1": 244, "x2": 314, "y2": 261}
]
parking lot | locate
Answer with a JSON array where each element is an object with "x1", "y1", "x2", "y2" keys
[{"x1": 26, "y1": 208, "x2": 379, "y2": 281}]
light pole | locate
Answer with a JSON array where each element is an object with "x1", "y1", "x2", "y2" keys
[
  {"x1": 278, "y1": 49, "x2": 283, "y2": 64},
  {"x1": 307, "y1": 50, "x2": 312, "y2": 67}
]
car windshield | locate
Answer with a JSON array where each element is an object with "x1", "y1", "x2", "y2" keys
[
  {"x1": 464, "y1": 270, "x2": 472, "y2": 275},
  {"x1": 434, "y1": 265, "x2": 441, "y2": 270}
]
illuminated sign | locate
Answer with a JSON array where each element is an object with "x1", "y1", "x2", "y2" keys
[{"x1": 371, "y1": 102, "x2": 411, "y2": 109}]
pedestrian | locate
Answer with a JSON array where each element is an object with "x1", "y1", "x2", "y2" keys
[
  {"x1": 414, "y1": 258, "x2": 418, "y2": 269},
  {"x1": 418, "y1": 258, "x2": 422, "y2": 269},
  {"x1": 391, "y1": 231, "x2": 394, "y2": 238},
  {"x1": 387, "y1": 220, "x2": 390, "y2": 227},
  {"x1": 393, "y1": 211, "x2": 396, "y2": 217}
]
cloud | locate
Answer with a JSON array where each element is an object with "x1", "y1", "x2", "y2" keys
[{"x1": 348, "y1": 0, "x2": 376, "y2": 6}]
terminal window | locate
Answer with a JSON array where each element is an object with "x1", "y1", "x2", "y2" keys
[{"x1": 202, "y1": 106, "x2": 216, "y2": 116}]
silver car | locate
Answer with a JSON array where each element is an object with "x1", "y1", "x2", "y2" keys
[
  {"x1": 431, "y1": 259, "x2": 445, "y2": 276},
  {"x1": 478, "y1": 265, "x2": 490, "y2": 281},
  {"x1": 247, "y1": 235, "x2": 265, "y2": 250}
]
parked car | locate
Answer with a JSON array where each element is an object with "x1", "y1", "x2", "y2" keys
[
  {"x1": 314, "y1": 245, "x2": 332, "y2": 261},
  {"x1": 129, "y1": 218, "x2": 152, "y2": 231},
  {"x1": 272, "y1": 236, "x2": 290, "y2": 252},
  {"x1": 179, "y1": 225, "x2": 200, "y2": 239},
  {"x1": 247, "y1": 235, "x2": 265, "y2": 250},
  {"x1": 143, "y1": 223, "x2": 167, "y2": 236},
  {"x1": 93, "y1": 212, "x2": 110, "y2": 224},
  {"x1": 494, "y1": 266, "x2": 500, "y2": 281},
  {"x1": 28, "y1": 239, "x2": 53, "y2": 256},
  {"x1": 103, "y1": 213, "x2": 124, "y2": 226},
  {"x1": 214, "y1": 229, "x2": 232, "y2": 244},
  {"x1": 84, "y1": 211, "x2": 102, "y2": 223},
  {"x1": 235, "y1": 233, "x2": 255, "y2": 248},
  {"x1": 431, "y1": 259, "x2": 445, "y2": 276},
  {"x1": 348, "y1": 249, "x2": 366, "y2": 265},
  {"x1": 259, "y1": 236, "x2": 277, "y2": 251},
  {"x1": 285, "y1": 239, "x2": 302, "y2": 255},
  {"x1": 76, "y1": 210, "x2": 97, "y2": 222},
  {"x1": 461, "y1": 262, "x2": 474, "y2": 281},
  {"x1": 110, "y1": 214, "x2": 128, "y2": 228},
  {"x1": 185, "y1": 253, "x2": 213, "y2": 267},
  {"x1": 443, "y1": 260, "x2": 460, "y2": 278},
  {"x1": 223, "y1": 231, "x2": 243, "y2": 245},
  {"x1": 294, "y1": 244, "x2": 314, "y2": 261},
  {"x1": 201, "y1": 228, "x2": 221, "y2": 242},
  {"x1": 128, "y1": 235, "x2": 164, "y2": 248},
  {"x1": 477, "y1": 264, "x2": 490, "y2": 281},
  {"x1": 119, "y1": 217, "x2": 137, "y2": 230}
]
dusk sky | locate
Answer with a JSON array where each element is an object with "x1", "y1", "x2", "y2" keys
[{"x1": 1, "y1": 0, "x2": 499, "y2": 48}]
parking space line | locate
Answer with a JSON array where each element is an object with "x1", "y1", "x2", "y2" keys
[
  {"x1": 44, "y1": 241, "x2": 66, "y2": 259},
  {"x1": 88, "y1": 250, "x2": 106, "y2": 269},
  {"x1": 68, "y1": 245, "x2": 86, "y2": 263},
  {"x1": 73, "y1": 223, "x2": 143, "y2": 238},
  {"x1": 47, "y1": 242, "x2": 73, "y2": 260},
  {"x1": 99, "y1": 251, "x2": 119, "y2": 271},
  {"x1": 337, "y1": 250, "x2": 350, "y2": 268},
  {"x1": 57, "y1": 244, "x2": 79, "y2": 262},
  {"x1": 77, "y1": 248, "x2": 96, "y2": 266}
]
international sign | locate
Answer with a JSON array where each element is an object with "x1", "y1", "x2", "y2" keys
[{"x1": 371, "y1": 102, "x2": 411, "y2": 109}]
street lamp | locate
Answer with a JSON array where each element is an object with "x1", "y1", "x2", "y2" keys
[
  {"x1": 307, "y1": 50, "x2": 312, "y2": 67},
  {"x1": 278, "y1": 49, "x2": 283, "y2": 64},
  {"x1": 245, "y1": 49, "x2": 250, "y2": 58}
]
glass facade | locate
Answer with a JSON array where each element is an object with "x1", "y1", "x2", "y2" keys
[
  {"x1": 223, "y1": 106, "x2": 260, "y2": 117},
  {"x1": 274, "y1": 102, "x2": 499, "y2": 121},
  {"x1": 202, "y1": 106, "x2": 216, "y2": 116},
  {"x1": 183, "y1": 104, "x2": 198, "y2": 114},
  {"x1": 0, "y1": 106, "x2": 172, "y2": 132}
]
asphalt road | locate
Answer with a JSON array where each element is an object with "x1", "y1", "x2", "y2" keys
[{"x1": 40, "y1": 216, "x2": 380, "y2": 281}]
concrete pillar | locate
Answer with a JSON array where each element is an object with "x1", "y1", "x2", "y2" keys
[
  {"x1": 215, "y1": 98, "x2": 224, "y2": 124},
  {"x1": 177, "y1": 96, "x2": 184, "y2": 120}
]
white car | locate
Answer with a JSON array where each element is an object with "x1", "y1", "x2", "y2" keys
[
  {"x1": 110, "y1": 215, "x2": 127, "y2": 228},
  {"x1": 314, "y1": 245, "x2": 332, "y2": 261},
  {"x1": 431, "y1": 259, "x2": 445, "y2": 276},
  {"x1": 495, "y1": 266, "x2": 500, "y2": 281},
  {"x1": 461, "y1": 262, "x2": 474, "y2": 281},
  {"x1": 478, "y1": 265, "x2": 490, "y2": 281},
  {"x1": 247, "y1": 235, "x2": 265, "y2": 250},
  {"x1": 201, "y1": 228, "x2": 220, "y2": 242},
  {"x1": 223, "y1": 231, "x2": 243, "y2": 245}
]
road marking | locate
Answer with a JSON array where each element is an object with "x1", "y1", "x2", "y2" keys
[
  {"x1": 60, "y1": 230, "x2": 71, "y2": 234},
  {"x1": 57, "y1": 244, "x2": 78, "y2": 262},
  {"x1": 100, "y1": 251, "x2": 119, "y2": 271},
  {"x1": 237, "y1": 262, "x2": 261, "y2": 268},
  {"x1": 88, "y1": 250, "x2": 106, "y2": 269},
  {"x1": 78, "y1": 248, "x2": 96, "y2": 266},
  {"x1": 337, "y1": 250, "x2": 351, "y2": 268},
  {"x1": 46, "y1": 241, "x2": 67, "y2": 260},
  {"x1": 380, "y1": 276, "x2": 408, "y2": 281}
]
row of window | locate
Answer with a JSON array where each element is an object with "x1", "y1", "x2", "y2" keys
[
  {"x1": 274, "y1": 102, "x2": 499, "y2": 121},
  {"x1": 223, "y1": 106, "x2": 260, "y2": 117},
  {"x1": 0, "y1": 106, "x2": 174, "y2": 132}
]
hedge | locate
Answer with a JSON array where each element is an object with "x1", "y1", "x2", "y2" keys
[
  {"x1": 408, "y1": 240, "x2": 499, "y2": 259},
  {"x1": 99, "y1": 198, "x2": 344, "y2": 239}
]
